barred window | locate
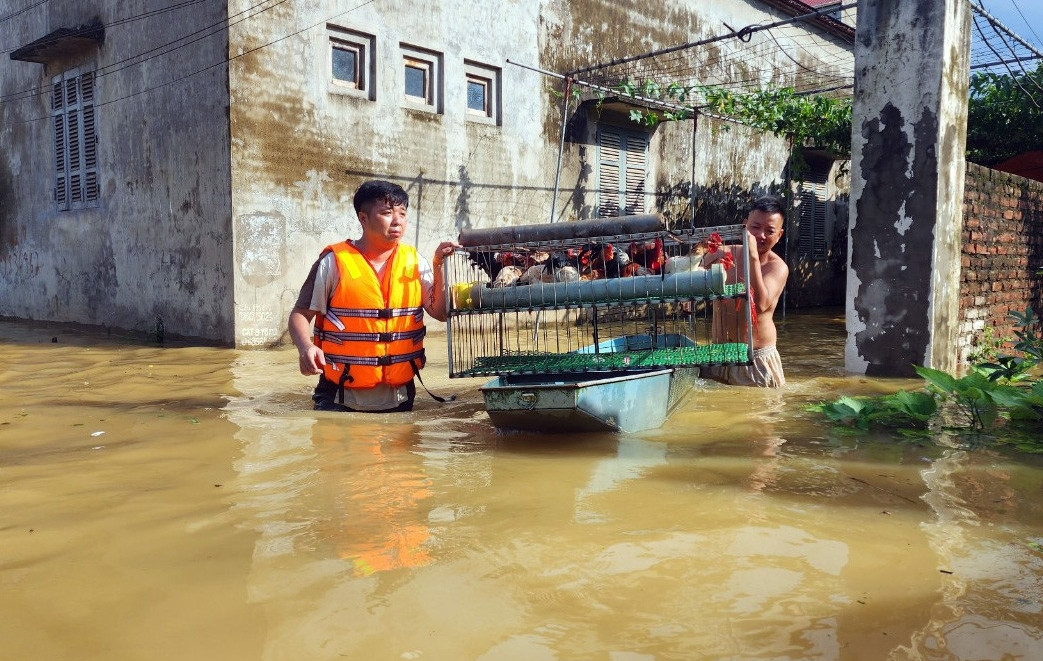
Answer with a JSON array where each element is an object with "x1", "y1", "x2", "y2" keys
[{"x1": 52, "y1": 68, "x2": 99, "y2": 211}]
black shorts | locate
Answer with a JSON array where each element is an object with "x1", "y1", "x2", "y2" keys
[{"x1": 311, "y1": 376, "x2": 416, "y2": 412}]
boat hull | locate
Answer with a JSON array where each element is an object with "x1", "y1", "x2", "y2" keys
[{"x1": 480, "y1": 367, "x2": 698, "y2": 433}]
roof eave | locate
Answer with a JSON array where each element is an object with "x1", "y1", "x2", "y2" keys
[{"x1": 10, "y1": 22, "x2": 105, "y2": 64}]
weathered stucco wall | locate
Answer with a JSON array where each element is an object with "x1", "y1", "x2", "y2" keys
[
  {"x1": 0, "y1": 1, "x2": 234, "y2": 343},
  {"x1": 1, "y1": 2, "x2": 855, "y2": 345},
  {"x1": 959, "y1": 163, "x2": 1043, "y2": 365},
  {"x1": 228, "y1": 0, "x2": 855, "y2": 346},
  {"x1": 846, "y1": 0, "x2": 970, "y2": 376},
  {"x1": 227, "y1": 0, "x2": 549, "y2": 346}
]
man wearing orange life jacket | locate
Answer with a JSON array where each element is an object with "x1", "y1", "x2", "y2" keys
[{"x1": 288, "y1": 180, "x2": 459, "y2": 411}]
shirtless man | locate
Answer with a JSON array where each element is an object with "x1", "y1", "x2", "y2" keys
[{"x1": 700, "y1": 195, "x2": 789, "y2": 388}]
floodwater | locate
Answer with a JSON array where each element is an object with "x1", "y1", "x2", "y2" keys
[{"x1": 2, "y1": 309, "x2": 1042, "y2": 661}]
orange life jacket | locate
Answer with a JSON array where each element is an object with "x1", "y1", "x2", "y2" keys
[{"x1": 313, "y1": 241, "x2": 426, "y2": 391}]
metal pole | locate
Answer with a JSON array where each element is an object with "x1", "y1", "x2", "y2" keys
[
  {"x1": 442, "y1": 259, "x2": 455, "y2": 374},
  {"x1": 690, "y1": 112, "x2": 698, "y2": 228},
  {"x1": 549, "y1": 76, "x2": 572, "y2": 224},
  {"x1": 743, "y1": 231, "x2": 755, "y2": 364}
]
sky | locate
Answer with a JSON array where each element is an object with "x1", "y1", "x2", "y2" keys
[{"x1": 978, "y1": 0, "x2": 1043, "y2": 53}]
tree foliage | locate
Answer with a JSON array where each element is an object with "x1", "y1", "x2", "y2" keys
[
  {"x1": 606, "y1": 62, "x2": 1043, "y2": 166},
  {"x1": 966, "y1": 64, "x2": 1043, "y2": 165},
  {"x1": 615, "y1": 80, "x2": 852, "y2": 157}
]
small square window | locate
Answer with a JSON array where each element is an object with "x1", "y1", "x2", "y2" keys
[
  {"x1": 467, "y1": 77, "x2": 489, "y2": 113},
  {"x1": 464, "y1": 61, "x2": 500, "y2": 125},
  {"x1": 400, "y1": 44, "x2": 442, "y2": 113},
  {"x1": 327, "y1": 26, "x2": 374, "y2": 100},
  {"x1": 332, "y1": 44, "x2": 360, "y2": 87},
  {"x1": 404, "y1": 60, "x2": 430, "y2": 101}
]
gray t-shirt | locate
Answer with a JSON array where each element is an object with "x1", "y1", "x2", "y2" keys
[{"x1": 295, "y1": 243, "x2": 437, "y2": 411}]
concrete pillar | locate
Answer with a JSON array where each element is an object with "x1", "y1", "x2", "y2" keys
[{"x1": 846, "y1": 0, "x2": 971, "y2": 376}]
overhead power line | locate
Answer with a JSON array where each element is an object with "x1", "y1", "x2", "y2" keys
[
  {"x1": 2, "y1": 0, "x2": 1040, "y2": 127},
  {"x1": 4, "y1": 0, "x2": 380, "y2": 123},
  {"x1": 1, "y1": 0, "x2": 287, "y2": 105},
  {"x1": 0, "y1": 0, "x2": 49, "y2": 26}
]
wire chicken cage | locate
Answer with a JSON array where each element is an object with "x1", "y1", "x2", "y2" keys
[{"x1": 442, "y1": 215, "x2": 755, "y2": 379}]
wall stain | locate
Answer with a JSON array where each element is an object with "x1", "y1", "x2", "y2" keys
[
  {"x1": 852, "y1": 102, "x2": 938, "y2": 376},
  {"x1": 0, "y1": 155, "x2": 16, "y2": 254}
]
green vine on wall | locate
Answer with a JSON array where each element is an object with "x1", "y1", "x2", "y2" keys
[
  {"x1": 607, "y1": 79, "x2": 853, "y2": 177},
  {"x1": 622, "y1": 81, "x2": 851, "y2": 152},
  {"x1": 595, "y1": 65, "x2": 1043, "y2": 167}
]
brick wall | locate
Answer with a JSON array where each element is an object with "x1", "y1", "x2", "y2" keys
[{"x1": 959, "y1": 163, "x2": 1043, "y2": 365}]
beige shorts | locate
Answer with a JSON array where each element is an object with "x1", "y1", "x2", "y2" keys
[{"x1": 702, "y1": 345, "x2": 786, "y2": 388}]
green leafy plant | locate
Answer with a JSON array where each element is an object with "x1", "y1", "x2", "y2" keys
[
  {"x1": 966, "y1": 324, "x2": 1002, "y2": 365},
  {"x1": 809, "y1": 307, "x2": 1043, "y2": 442},
  {"x1": 808, "y1": 390, "x2": 936, "y2": 430},
  {"x1": 610, "y1": 80, "x2": 851, "y2": 153},
  {"x1": 609, "y1": 79, "x2": 852, "y2": 178},
  {"x1": 975, "y1": 308, "x2": 1042, "y2": 382}
]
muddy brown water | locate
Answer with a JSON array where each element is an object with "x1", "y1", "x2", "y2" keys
[{"x1": 1, "y1": 309, "x2": 1041, "y2": 660}]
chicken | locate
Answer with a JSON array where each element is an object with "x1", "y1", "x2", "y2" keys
[
  {"x1": 490, "y1": 265, "x2": 523, "y2": 287},
  {"x1": 620, "y1": 262, "x2": 652, "y2": 277},
  {"x1": 627, "y1": 238, "x2": 666, "y2": 274},
  {"x1": 517, "y1": 253, "x2": 580, "y2": 284},
  {"x1": 467, "y1": 250, "x2": 527, "y2": 281},
  {"x1": 574, "y1": 242, "x2": 629, "y2": 279},
  {"x1": 600, "y1": 243, "x2": 627, "y2": 279},
  {"x1": 664, "y1": 254, "x2": 701, "y2": 274},
  {"x1": 467, "y1": 250, "x2": 502, "y2": 280}
]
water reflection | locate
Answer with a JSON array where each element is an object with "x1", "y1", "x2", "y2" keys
[
  {"x1": 312, "y1": 420, "x2": 433, "y2": 575},
  {"x1": 908, "y1": 447, "x2": 1043, "y2": 659},
  {"x1": 5, "y1": 314, "x2": 1043, "y2": 660}
]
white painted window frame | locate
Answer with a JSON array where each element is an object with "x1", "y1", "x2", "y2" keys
[
  {"x1": 328, "y1": 25, "x2": 375, "y2": 100},
  {"x1": 463, "y1": 60, "x2": 501, "y2": 126},
  {"x1": 400, "y1": 43, "x2": 443, "y2": 113}
]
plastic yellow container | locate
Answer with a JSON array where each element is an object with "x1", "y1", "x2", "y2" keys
[{"x1": 451, "y1": 282, "x2": 478, "y2": 309}]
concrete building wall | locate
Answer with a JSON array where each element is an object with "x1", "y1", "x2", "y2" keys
[
  {"x1": 846, "y1": 0, "x2": 971, "y2": 376},
  {"x1": 0, "y1": 1, "x2": 234, "y2": 343},
  {"x1": 2, "y1": 1, "x2": 855, "y2": 346},
  {"x1": 228, "y1": 0, "x2": 855, "y2": 346}
]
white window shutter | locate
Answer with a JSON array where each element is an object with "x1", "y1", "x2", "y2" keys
[
  {"x1": 624, "y1": 134, "x2": 647, "y2": 215},
  {"x1": 598, "y1": 129, "x2": 622, "y2": 217},
  {"x1": 597, "y1": 127, "x2": 648, "y2": 218}
]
